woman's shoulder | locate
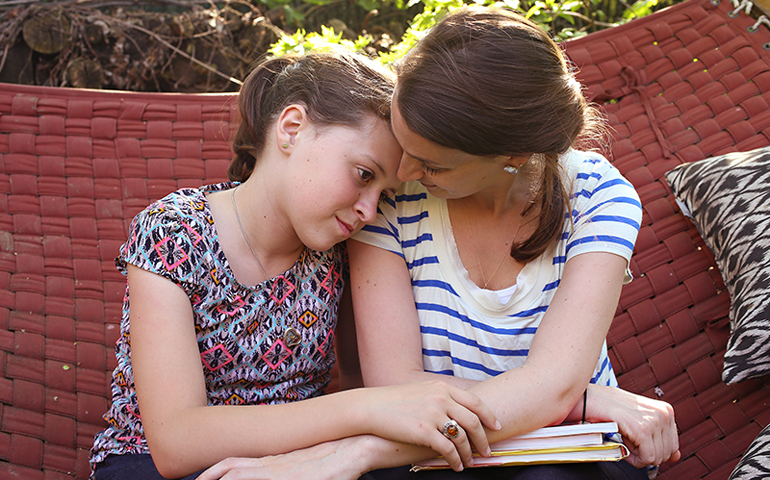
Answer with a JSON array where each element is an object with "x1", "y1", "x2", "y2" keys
[
  {"x1": 561, "y1": 149, "x2": 614, "y2": 173},
  {"x1": 379, "y1": 180, "x2": 430, "y2": 216},
  {"x1": 561, "y1": 149, "x2": 631, "y2": 189}
]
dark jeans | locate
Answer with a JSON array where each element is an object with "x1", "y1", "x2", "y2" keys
[
  {"x1": 95, "y1": 453, "x2": 649, "y2": 480},
  {"x1": 364, "y1": 461, "x2": 649, "y2": 480},
  {"x1": 94, "y1": 454, "x2": 204, "y2": 480}
]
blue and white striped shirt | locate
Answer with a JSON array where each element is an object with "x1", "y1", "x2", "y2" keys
[{"x1": 353, "y1": 150, "x2": 642, "y2": 386}]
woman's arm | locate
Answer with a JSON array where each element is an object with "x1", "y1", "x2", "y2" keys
[
  {"x1": 562, "y1": 384, "x2": 680, "y2": 467},
  {"x1": 128, "y1": 265, "x2": 498, "y2": 477},
  {"x1": 349, "y1": 239, "x2": 678, "y2": 466},
  {"x1": 349, "y1": 240, "x2": 621, "y2": 435}
]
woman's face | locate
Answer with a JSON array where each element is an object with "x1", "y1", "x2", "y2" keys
[{"x1": 390, "y1": 95, "x2": 513, "y2": 200}]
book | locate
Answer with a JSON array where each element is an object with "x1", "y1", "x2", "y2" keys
[{"x1": 411, "y1": 422, "x2": 629, "y2": 471}]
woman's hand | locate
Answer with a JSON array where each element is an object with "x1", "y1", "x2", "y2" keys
[
  {"x1": 352, "y1": 380, "x2": 501, "y2": 470},
  {"x1": 585, "y1": 384, "x2": 680, "y2": 467}
]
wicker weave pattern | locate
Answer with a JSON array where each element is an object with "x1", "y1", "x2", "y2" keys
[
  {"x1": 0, "y1": 0, "x2": 769, "y2": 477},
  {"x1": 0, "y1": 88, "x2": 236, "y2": 478},
  {"x1": 565, "y1": 1, "x2": 770, "y2": 478}
]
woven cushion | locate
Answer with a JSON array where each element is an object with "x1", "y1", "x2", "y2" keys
[
  {"x1": 665, "y1": 147, "x2": 770, "y2": 384},
  {"x1": 563, "y1": 0, "x2": 770, "y2": 477},
  {"x1": 728, "y1": 423, "x2": 770, "y2": 479}
]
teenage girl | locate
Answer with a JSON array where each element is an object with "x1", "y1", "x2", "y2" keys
[{"x1": 89, "y1": 50, "x2": 500, "y2": 480}]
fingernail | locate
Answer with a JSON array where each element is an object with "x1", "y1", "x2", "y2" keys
[
  {"x1": 495, "y1": 420, "x2": 502, "y2": 430},
  {"x1": 485, "y1": 447, "x2": 491, "y2": 457}
]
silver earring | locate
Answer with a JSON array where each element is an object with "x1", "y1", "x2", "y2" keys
[{"x1": 503, "y1": 165, "x2": 518, "y2": 175}]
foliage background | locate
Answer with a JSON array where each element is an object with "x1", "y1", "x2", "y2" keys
[{"x1": 0, "y1": 0, "x2": 681, "y2": 92}]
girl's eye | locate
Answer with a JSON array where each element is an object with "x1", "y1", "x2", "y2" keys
[
  {"x1": 379, "y1": 191, "x2": 391, "y2": 202},
  {"x1": 358, "y1": 168, "x2": 374, "y2": 183}
]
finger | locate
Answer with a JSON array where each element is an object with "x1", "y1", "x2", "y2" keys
[
  {"x1": 430, "y1": 434, "x2": 464, "y2": 472},
  {"x1": 446, "y1": 422, "x2": 475, "y2": 468},
  {"x1": 445, "y1": 405, "x2": 491, "y2": 458},
  {"x1": 448, "y1": 388, "x2": 501, "y2": 432},
  {"x1": 666, "y1": 408, "x2": 680, "y2": 462},
  {"x1": 199, "y1": 458, "x2": 265, "y2": 480}
]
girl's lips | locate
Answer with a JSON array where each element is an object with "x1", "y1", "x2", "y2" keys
[{"x1": 337, "y1": 217, "x2": 354, "y2": 237}]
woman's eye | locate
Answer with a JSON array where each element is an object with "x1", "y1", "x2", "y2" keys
[
  {"x1": 379, "y1": 191, "x2": 391, "y2": 202},
  {"x1": 420, "y1": 162, "x2": 441, "y2": 175}
]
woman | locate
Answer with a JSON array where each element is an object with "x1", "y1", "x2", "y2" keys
[{"x1": 347, "y1": 6, "x2": 678, "y2": 479}]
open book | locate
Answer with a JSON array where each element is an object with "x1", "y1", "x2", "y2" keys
[{"x1": 411, "y1": 422, "x2": 629, "y2": 471}]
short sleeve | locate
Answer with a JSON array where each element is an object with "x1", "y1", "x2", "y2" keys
[
  {"x1": 352, "y1": 196, "x2": 405, "y2": 258},
  {"x1": 117, "y1": 196, "x2": 209, "y2": 290},
  {"x1": 564, "y1": 154, "x2": 643, "y2": 267}
]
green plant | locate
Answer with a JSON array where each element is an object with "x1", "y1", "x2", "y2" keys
[{"x1": 266, "y1": 0, "x2": 680, "y2": 62}]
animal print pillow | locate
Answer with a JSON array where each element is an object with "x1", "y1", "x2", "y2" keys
[
  {"x1": 728, "y1": 423, "x2": 770, "y2": 479},
  {"x1": 665, "y1": 146, "x2": 770, "y2": 384}
]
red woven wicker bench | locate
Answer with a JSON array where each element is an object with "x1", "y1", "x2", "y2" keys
[{"x1": 1, "y1": 0, "x2": 769, "y2": 478}]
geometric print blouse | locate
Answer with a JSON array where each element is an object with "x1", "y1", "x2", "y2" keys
[{"x1": 90, "y1": 182, "x2": 345, "y2": 469}]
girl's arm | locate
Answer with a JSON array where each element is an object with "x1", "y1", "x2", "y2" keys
[
  {"x1": 198, "y1": 436, "x2": 442, "y2": 480},
  {"x1": 348, "y1": 240, "x2": 678, "y2": 466},
  {"x1": 334, "y1": 284, "x2": 364, "y2": 390},
  {"x1": 128, "y1": 265, "x2": 498, "y2": 478}
]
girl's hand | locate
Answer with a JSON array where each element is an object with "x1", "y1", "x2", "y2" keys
[
  {"x1": 197, "y1": 438, "x2": 368, "y2": 480},
  {"x1": 585, "y1": 384, "x2": 680, "y2": 467},
  {"x1": 357, "y1": 380, "x2": 501, "y2": 471}
]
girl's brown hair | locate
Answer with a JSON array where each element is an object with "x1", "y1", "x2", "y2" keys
[
  {"x1": 229, "y1": 50, "x2": 396, "y2": 182},
  {"x1": 395, "y1": 6, "x2": 605, "y2": 262}
]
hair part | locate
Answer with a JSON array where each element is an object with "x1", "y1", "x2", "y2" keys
[
  {"x1": 395, "y1": 6, "x2": 607, "y2": 262},
  {"x1": 229, "y1": 50, "x2": 396, "y2": 182}
]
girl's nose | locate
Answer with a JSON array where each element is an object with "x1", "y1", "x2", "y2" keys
[{"x1": 356, "y1": 191, "x2": 379, "y2": 225}]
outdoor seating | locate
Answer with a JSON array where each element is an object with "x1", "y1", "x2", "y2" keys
[{"x1": 1, "y1": 0, "x2": 769, "y2": 477}]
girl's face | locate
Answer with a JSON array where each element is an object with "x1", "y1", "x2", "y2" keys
[
  {"x1": 283, "y1": 114, "x2": 402, "y2": 252},
  {"x1": 390, "y1": 96, "x2": 514, "y2": 200}
]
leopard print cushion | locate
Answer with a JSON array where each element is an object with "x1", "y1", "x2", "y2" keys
[{"x1": 665, "y1": 146, "x2": 770, "y2": 384}]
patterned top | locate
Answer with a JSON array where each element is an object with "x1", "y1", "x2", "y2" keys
[
  {"x1": 353, "y1": 150, "x2": 642, "y2": 384},
  {"x1": 90, "y1": 183, "x2": 345, "y2": 470}
]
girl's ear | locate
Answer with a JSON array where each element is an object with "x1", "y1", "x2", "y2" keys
[{"x1": 275, "y1": 104, "x2": 307, "y2": 152}]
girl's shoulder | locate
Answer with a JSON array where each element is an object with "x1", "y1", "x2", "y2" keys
[
  {"x1": 132, "y1": 182, "x2": 232, "y2": 232},
  {"x1": 118, "y1": 183, "x2": 233, "y2": 278}
]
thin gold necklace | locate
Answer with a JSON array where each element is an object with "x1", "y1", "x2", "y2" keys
[
  {"x1": 231, "y1": 186, "x2": 270, "y2": 281},
  {"x1": 230, "y1": 186, "x2": 302, "y2": 349},
  {"x1": 462, "y1": 199, "x2": 524, "y2": 290}
]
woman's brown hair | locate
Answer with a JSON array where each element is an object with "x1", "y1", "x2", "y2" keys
[
  {"x1": 229, "y1": 50, "x2": 396, "y2": 182},
  {"x1": 395, "y1": 6, "x2": 605, "y2": 262}
]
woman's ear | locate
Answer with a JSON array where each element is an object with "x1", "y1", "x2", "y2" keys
[{"x1": 275, "y1": 104, "x2": 307, "y2": 152}]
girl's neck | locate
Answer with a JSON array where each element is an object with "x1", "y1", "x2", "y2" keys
[{"x1": 209, "y1": 174, "x2": 304, "y2": 286}]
